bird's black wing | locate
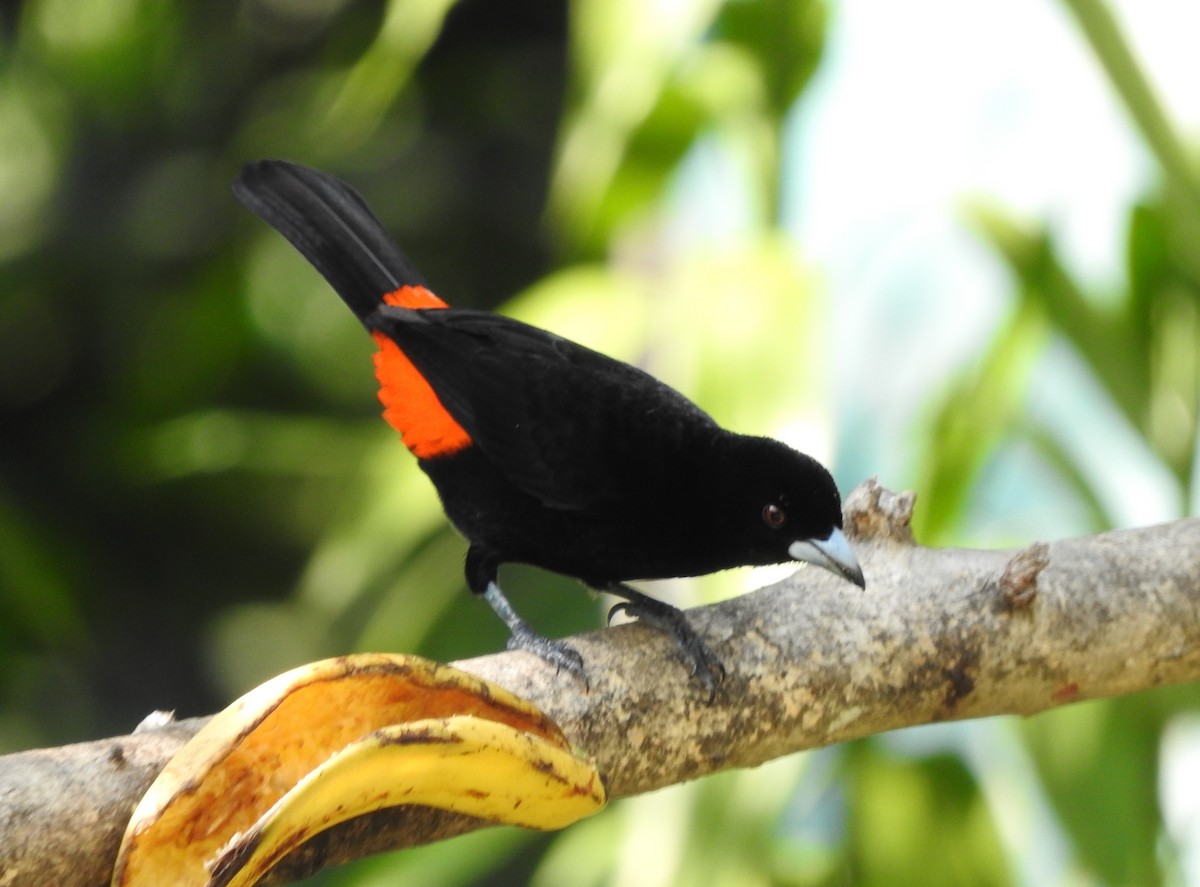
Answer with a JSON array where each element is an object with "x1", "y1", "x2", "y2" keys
[{"x1": 370, "y1": 306, "x2": 719, "y2": 512}]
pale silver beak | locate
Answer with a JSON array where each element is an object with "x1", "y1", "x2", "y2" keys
[{"x1": 788, "y1": 527, "x2": 866, "y2": 589}]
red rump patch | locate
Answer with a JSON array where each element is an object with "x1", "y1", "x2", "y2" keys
[
  {"x1": 372, "y1": 285, "x2": 471, "y2": 459},
  {"x1": 383, "y1": 284, "x2": 448, "y2": 309}
]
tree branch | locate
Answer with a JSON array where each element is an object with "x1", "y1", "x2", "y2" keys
[{"x1": 3, "y1": 480, "x2": 1199, "y2": 887}]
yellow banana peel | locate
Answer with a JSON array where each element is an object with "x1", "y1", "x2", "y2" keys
[
  {"x1": 111, "y1": 654, "x2": 605, "y2": 887},
  {"x1": 207, "y1": 715, "x2": 606, "y2": 887}
]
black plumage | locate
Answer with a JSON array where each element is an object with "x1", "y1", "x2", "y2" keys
[{"x1": 233, "y1": 159, "x2": 865, "y2": 692}]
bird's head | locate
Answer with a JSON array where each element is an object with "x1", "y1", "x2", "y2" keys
[{"x1": 719, "y1": 435, "x2": 866, "y2": 589}]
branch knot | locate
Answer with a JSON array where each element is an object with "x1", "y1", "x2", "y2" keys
[
  {"x1": 989, "y1": 541, "x2": 1051, "y2": 613},
  {"x1": 843, "y1": 477, "x2": 916, "y2": 545}
]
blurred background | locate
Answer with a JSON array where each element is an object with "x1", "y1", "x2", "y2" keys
[{"x1": 2, "y1": 0, "x2": 1199, "y2": 883}]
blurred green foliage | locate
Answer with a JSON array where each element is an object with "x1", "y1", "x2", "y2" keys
[
  {"x1": 1, "y1": 0, "x2": 1198, "y2": 885},
  {"x1": 916, "y1": 0, "x2": 1200, "y2": 545}
]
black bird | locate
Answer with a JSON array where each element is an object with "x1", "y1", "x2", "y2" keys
[{"x1": 233, "y1": 159, "x2": 865, "y2": 691}]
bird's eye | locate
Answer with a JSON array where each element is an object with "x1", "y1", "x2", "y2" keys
[{"x1": 762, "y1": 503, "x2": 787, "y2": 529}]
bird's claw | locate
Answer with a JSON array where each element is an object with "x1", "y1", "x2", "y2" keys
[
  {"x1": 608, "y1": 597, "x2": 725, "y2": 702},
  {"x1": 506, "y1": 624, "x2": 588, "y2": 686}
]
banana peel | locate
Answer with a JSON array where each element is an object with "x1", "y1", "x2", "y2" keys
[
  {"x1": 207, "y1": 715, "x2": 604, "y2": 887},
  {"x1": 111, "y1": 654, "x2": 605, "y2": 887}
]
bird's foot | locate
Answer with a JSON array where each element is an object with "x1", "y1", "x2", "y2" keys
[
  {"x1": 482, "y1": 581, "x2": 588, "y2": 686},
  {"x1": 505, "y1": 623, "x2": 588, "y2": 684},
  {"x1": 608, "y1": 589, "x2": 725, "y2": 701}
]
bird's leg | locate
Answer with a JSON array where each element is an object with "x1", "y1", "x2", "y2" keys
[
  {"x1": 606, "y1": 583, "x2": 725, "y2": 698},
  {"x1": 480, "y1": 582, "x2": 586, "y2": 678},
  {"x1": 466, "y1": 547, "x2": 586, "y2": 678}
]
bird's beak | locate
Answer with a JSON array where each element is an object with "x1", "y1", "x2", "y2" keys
[{"x1": 788, "y1": 527, "x2": 866, "y2": 589}]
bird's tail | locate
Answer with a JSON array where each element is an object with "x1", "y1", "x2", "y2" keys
[{"x1": 233, "y1": 159, "x2": 445, "y2": 321}]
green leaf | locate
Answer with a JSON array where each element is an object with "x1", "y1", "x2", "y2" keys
[
  {"x1": 716, "y1": 0, "x2": 826, "y2": 123},
  {"x1": 1024, "y1": 696, "x2": 1171, "y2": 886},
  {"x1": 845, "y1": 742, "x2": 1010, "y2": 887},
  {"x1": 912, "y1": 296, "x2": 1047, "y2": 544},
  {"x1": 968, "y1": 203, "x2": 1150, "y2": 436}
]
